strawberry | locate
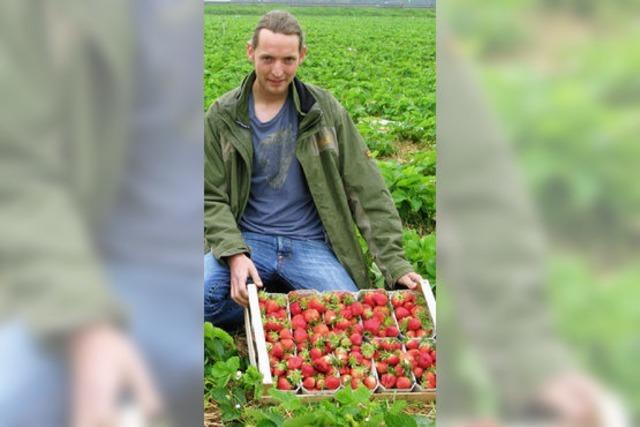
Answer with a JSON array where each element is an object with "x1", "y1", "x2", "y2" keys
[
  {"x1": 396, "y1": 376, "x2": 412, "y2": 389},
  {"x1": 350, "y1": 377, "x2": 362, "y2": 389},
  {"x1": 380, "y1": 374, "x2": 396, "y2": 389},
  {"x1": 293, "y1": 328, "x2": 308, "y2": 344},
  {"x1": 287, "y1": 356, "x2": 303, "y2": 370},
  {"x1": 426, "y1": 372, "x2": 436, "y2": 389},
  {"x1": 272, "y1": 361, "x2": 287, "y2": 377},
  {"x1": 265, "y1": 299, "x2": 280, "y2": 315},
  {"x1": 313, "y1": 356, "x2": 331, "y2": 373},
  {"x1": 281, "y1": 338, "x2": 295, "y2": 353},
  {"x1": 372, "y1": 292, "x2": 388, "y2": 307},
  {"x1": 407, "y1": 317, "x2": 421, "y2": 331},
  {"x1": 363, "y1": 375, "x2": 377, "y2": 390},
  {"x1": 279, "y1": 329, "x2": 293, "y2": 340},
  {"x1": 277, "y1": 376, "x2": 292, "y2": 390},
  {"x1": 290, "y1": 301, "x2": 302, "y2": 315},
  {"x1": 395, "y1": 306, "x2": 410, "y2": 320},
  {"x1": 309, "y1": 347, "x2": 323, "y2": 360},
  {"x1": 291, "y1": 314, "x2": 307, "y2": 330},
  {"x1": 350, "y1": 332, "x2": 363, "y2": 346},
  {"x1": 301, "y1": 363, "x2": 316, "y2": 378},
  {"x1": 308, "y1": 298, "x2": 326, "y2": 314},
  {"x1": 271, "y1": 343, "x2": 284, "y2": 359},
  {"x1": 303, "y1": 376, "x2": 316, "y2": 389},
  {"x1": 385, "y1": 326, "x2": 399, "y2": 338},
  {"x1": 325, "y1": 375, "x2": 340, "y2": 390},
  {"x1": 303, "y1": 308, "x2": 320, "y2": 324},
  {"x1": 375, "y1": 361, "x2": 388, "y2": 374},
  {"x1": 350, "y1": 301, "x2": 363, "y2": 316}
]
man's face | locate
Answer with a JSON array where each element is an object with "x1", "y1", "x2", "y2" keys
[{"x1": 247, "y1": 29, "x2": 306, "y2": 98}]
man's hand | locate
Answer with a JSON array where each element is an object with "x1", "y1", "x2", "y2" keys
[
  {"x1": 396, "y1": 272, "x2": 423, "y2": 291},
  {"x1": 69, "y1": 323, "x2": 162, "y2": 427},
  {"x1": 227, "y1": 253, "x2": 263, "y2": 307}
]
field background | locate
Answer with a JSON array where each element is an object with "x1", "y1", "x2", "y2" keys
[{"x1": 204, "y1": 4, "x2": 436, "y2": 426}]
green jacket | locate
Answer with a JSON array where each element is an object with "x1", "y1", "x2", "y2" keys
[{"x1": 204, "y1": 72, "x2": 413, "y2": 289}]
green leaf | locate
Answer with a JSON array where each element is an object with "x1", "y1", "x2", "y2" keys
[
  {"x1": 384, "y1": 412, "x2": 418, "y2": 427},
  {"x1": 388, "y1": 399, "x2": 408, "y2": 415}
]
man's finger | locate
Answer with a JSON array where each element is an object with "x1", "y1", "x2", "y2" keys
[
  {"x1": 249, "y1": 264, "x2": 263, "y2": 288},
  {"x1": 237, "y1": 281, "x2": 249, "y2": 307},
  {"x1": 230, "y1": 277, "x2": 240, "y2": 306}
]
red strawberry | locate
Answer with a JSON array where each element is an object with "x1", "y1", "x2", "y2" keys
[
  {"x1": 308, "y1": 298, "x2": 326, "y2": 314},
  {"x1": 303, "y1": 308, "x2": 320, "y2": 323},
  {"x1": 277, "y1": 377, "x2": 292, "y2": 390},
  {"x1": 396, "y1": 376, "x2": 412, "y2": 389},
  {"x1": 426, "y1": 372, "x2": 436, "y2": 389},
  {"x1": 279, "y1": 329, "x2": 293, "y2": 340},
  {"x1": 385, "y1": 326, "x2": 399, "y2": 337},
  {"x1": 375, "y1": 361, "x2": 388, "y2": 374},
  {"x1": 380, "y1": 374, "x2": 396, "y2": 389},
  {"x1": 293, "y1": 328, "x2": 308, "y2": 344},
  {"x1": 395, "y1": 306, "x2": 410, "y2": 320},
  {"x1": 309, "y1": 347, "x2": 323, "y2": 360},
  {"x1": 303, "y1": 376, "x2": 316, "y2": 389},
  {"x1": 407, "y1": 317, "x2": 421, "y2": 331},
  {"x1": 406, "y1": 340, "x2": 419, "y2": 350},
  {"x1": 418, "y1": 354, "x2": 433, "y2": 369},
  {"x1": 350, "y1": 333, "x2": 363, "y2": 346},
  {"x1": 364, "y1": 375, "x2": 377, "y2": 390},
  {"x1": 350, "y1": 378, "x2": 362, "y2": 389},
  {"x1": 291, "y1": 314, "x2": 307, "y2": 330},
  {"x1": 313, "y1": 356, "x2": 331, "y2": 373},
  {"x1": 287, "y1": 356, "x2": 303, "y2": 370},
  {"x1": 290, "y1": 301, "x2": 302, "y2": 315},
  {"x1": 350, "y1": 302, "x2": 363, "y2": 316},
  {"x1": 372, "y1": 292, "x2": 388, "y2": 307},
  {"x1": 325, "y1": 375, "x2": 340, "y2": 390},
  {"x1": 271, "y1": 343, "x2": 284, "y2": 359},
  {"x1": 265, "y1": 299, "x2": 280, "y2": 314},
  {"x1": 281, "y1": 338, "x2": 295, "y2": 353},
  {"x1": 301, "y1": 363, "x2": 315, "y2": 378}
]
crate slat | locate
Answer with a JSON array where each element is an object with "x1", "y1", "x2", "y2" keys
[
  {"x1": 420, "y1": 279, "x2": 436, "y2": 333},
  {"x1": 247, "y1": 283, "x2": 272, "y2": 385}
]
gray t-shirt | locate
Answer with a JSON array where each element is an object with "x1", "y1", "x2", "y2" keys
[{"x1": 238, "y1": 91, "x2": 325, "y2": 240}]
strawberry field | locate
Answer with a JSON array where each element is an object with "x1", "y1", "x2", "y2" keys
[{"x1": 205, "y1": 4, "x2": 435, "y2": 425}]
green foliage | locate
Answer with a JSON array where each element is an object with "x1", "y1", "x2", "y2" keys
[
  {"x1": 378, "y1": 157, "x2": 436, "y2": 234},
  {"x1": 204, "y1": 323, "x2": 264, "y2": 423},
  {"x1": 243, "y1": 385, "x2": 426, "y2": 426},
  {"x1": 403, "y1": 229, "x2": 437, "y2": 284},
  {"x1": 204, "y1": 8, "x2": 435, "y2": 150}
]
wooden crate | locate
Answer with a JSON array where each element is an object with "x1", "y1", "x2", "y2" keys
[{"x1": 244, "y1": 281, "x2": 436, "y2": 402}]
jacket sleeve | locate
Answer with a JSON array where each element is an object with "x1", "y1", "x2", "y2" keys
[
  {"x1": 204, "y1": 112, "x2": 250, "y2": 260},
  {"x1": 335, "y1": 105, "x2": 414, "y2": 288},
  {"x1": 0, "y1": 2, "x2": 125, "y2": 342}
]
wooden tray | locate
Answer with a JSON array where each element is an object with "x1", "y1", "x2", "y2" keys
[{"x1": 244, "y1": 280, "x2": 436, "y2": 402}]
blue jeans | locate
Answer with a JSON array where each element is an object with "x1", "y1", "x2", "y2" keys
[{"x1": 204, "y1": 232, "x2": 358, "y2": 330}]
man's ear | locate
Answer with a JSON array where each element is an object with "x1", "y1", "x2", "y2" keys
[
  {"x1": 299, "y1": 45, "x2": 308, "y2": 64},
  {"x1": 246, "y1": 40, "x2": 255, "y2": 63}
]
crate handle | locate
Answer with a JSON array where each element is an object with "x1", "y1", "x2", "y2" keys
[
  {"x1": 247, "y1": 283, "x2": 273, "y2": 385},
  {"x1": 420, "y1": 279, "x2": 436, "y2": 331}
]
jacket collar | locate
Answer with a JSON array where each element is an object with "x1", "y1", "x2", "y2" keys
[{"x1": 233, "y1": 71, "x2": 317, "y2": 127}]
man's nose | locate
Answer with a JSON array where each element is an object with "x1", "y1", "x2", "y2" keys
[{"x1": 272, "y1": 62, "x2": 284, "y2": 77}]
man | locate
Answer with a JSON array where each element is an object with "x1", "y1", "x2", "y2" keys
[{"x1": 204, "y1": 11, "x2": 422, "y2": 330}]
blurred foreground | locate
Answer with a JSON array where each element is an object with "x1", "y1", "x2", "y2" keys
[
  {"x1": 0, "y1": 1, "x2": 203, "y2": 426},
  {"x1": 439, "y1": 0, "x2": 639, "y2": 425}
]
